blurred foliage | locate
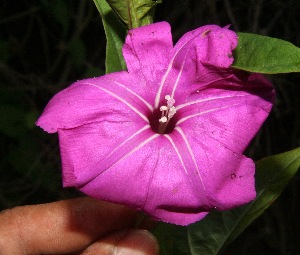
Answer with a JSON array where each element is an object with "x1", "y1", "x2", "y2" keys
[{"x1": 0, "y1": 0, "x2": 299, "y2": 254}]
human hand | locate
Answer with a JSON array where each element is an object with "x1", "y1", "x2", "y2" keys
[{"x1": 0, "y1": 197, "x2": 159, "y2": 254}]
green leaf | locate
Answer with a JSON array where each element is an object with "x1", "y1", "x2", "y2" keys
[
  {"x1": 187, "y1": 147, "x2": 300, "y2": 255},
  {"x1": 93, "y1": 0, "x2": 127, "y2": 73},
  {"x1": 106, "y1": 0, "x2": 161, "y2": 29},
  {"x1": 232, "y1": 33, "x2": 300, "y2": 74}
]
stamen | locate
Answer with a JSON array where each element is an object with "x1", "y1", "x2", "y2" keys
[
  {"x1": 159, "y1": 116, "x2": 168, "y2": 123},
  {"x1": 168, "y1": 106, "x2": 176, "y2": 118},
  {"x1": 167, "y1": 98, "x2": 175, "y2": 107},
  {"x1": 158, "y1": 95, "x2": 176, "y2": 134}
]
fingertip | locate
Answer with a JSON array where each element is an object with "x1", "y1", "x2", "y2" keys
[
  {"x1": 114, "y1": 229, "x2": 159, "y2": 255},
  {"x1": 81, "y1": 229, "x2": 159, "y2": 255},
  {"x1": 0, "y1": 198, "x2": 139, "y2": 254}
]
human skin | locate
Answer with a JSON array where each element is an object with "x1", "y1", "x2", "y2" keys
[{"x1": 0, "y1": 197, "x2": 158, "y2": 255}]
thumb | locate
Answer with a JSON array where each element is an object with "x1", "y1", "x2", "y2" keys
[{"x1": 80, "y1": 229, "x2": 159, "y2": 255}]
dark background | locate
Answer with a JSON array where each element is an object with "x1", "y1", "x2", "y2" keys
[{"x1": 0, "y1": 0, "x2": 299, "y2": 254}]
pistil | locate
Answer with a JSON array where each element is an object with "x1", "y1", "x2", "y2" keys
[{"x1": 158, "y1": 95, "x2": 176, "y2": 134}]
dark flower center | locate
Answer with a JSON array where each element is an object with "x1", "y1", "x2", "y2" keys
[{"x1": 149, "y1": 95, "x2": 177, "y2": 134}]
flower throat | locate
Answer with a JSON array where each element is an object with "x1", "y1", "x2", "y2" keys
[{"x1": 149, "y1": 95, "x2": 177, "y2": 134}]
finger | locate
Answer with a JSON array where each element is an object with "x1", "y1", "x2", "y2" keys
[
  {"x1": 80, "y1": 229, "x2": 159, "y2": 255},
  {"x1": 0, "y1": 197, "x2": 138, "y2": 254}
]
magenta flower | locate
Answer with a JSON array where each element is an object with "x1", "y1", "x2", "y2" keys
[{"x1": 36, "y1": 22, "x2": 274, "y2": 225}]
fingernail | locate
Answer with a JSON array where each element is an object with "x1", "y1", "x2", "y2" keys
[{"x1": 114, "y1": 230, "x2": 159, "y2": 255}]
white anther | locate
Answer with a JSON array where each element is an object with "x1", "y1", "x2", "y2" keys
[
  {"x1": 168, "y1": 106, "x2": 176, "y2": 118},
  {"x1": 159, "y1": 116, "x2": 168, "y2": 123},
  {"x1": 157, "y1": 95, "x2": 177, "y2": 134},
  {"x1": 160, "y1": 106, "x2": 168, "y2": 111},
  {"x1": 167, "y1": 98, "x2": 175, "y2": 107}
]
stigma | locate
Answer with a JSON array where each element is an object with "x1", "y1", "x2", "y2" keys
[{"x1": 158, "y1": 95, "x2": 176, "y2": 134}]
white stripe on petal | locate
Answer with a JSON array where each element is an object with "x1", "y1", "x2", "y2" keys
[
  {"x1": 177, "y1": 104, "x2": 240, "y2": 125},
  {"x1": 165, "y1": 129, "x2": 209, "y2": 204},
  {"x1": 155, "y1": 58, "x2": 174, "y2": 108},
  {"x1": 154, "y1": 31, "x2": 202, "y2": 108},
  {"x1": 171, "y1": 56, "x2": 187, "y2": 99},
  {"x1": 101, "y1": 132, "x2": 160, "y2": 174},
  {"x1": 122, "y1": 133, "x2": 160, "y2": 160},
  {"x1": 175, "y1": 126, "x2": 206, "y2": 192},
  {"x1": 112, "y1": 81, "x2": 154, "y2": 112},
  {"x1": 164, "y1": 134, "x2": 188, "y2": 174},
  {"x1": 83, "y1": 128, "x2": 159, "y2": 186},
  {"x1": 83, "y1": 82, "x2": 149, "y2": 123},
  {"x1": 105, "y1": 124, "x2": 151, "y2": 159},
  {"x1": 176, "y1": 95, "x2": 247, "y2": 111}
]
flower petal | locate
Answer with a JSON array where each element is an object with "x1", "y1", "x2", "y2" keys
[
  {"x1": 78, "y1": 135, "x2": 211, "y2": 225},
  {"x1": 174, "y1": 25, "x2": 237, "y2": 68},
  {"x1": 36, "y1": 72, "x2": 152, "y2": 133},
  {"x1": 36, "y1": 21, "x2": 275, "y2": 226},
  {"x1": 155, "y1": 25, "x2": 237, "y2": 107},
  {"x1": 175, "y1": 73, "x2": 274, "y2": 209},
  {"x1": 58, "y1": 124, "x2": 154, "y2": 187},
  {"x1": 178, "y1": 125, "x2": 256, "y2": 209},
  {"x1": 123, "y1": 21, "x2": 173, "y2": 88},
  {"x1": 176, "y1": 72, "x2": 274, "y2": 153},
  {"x1": 36, "y1": 73, "x2": 156, "y2": 187}
]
